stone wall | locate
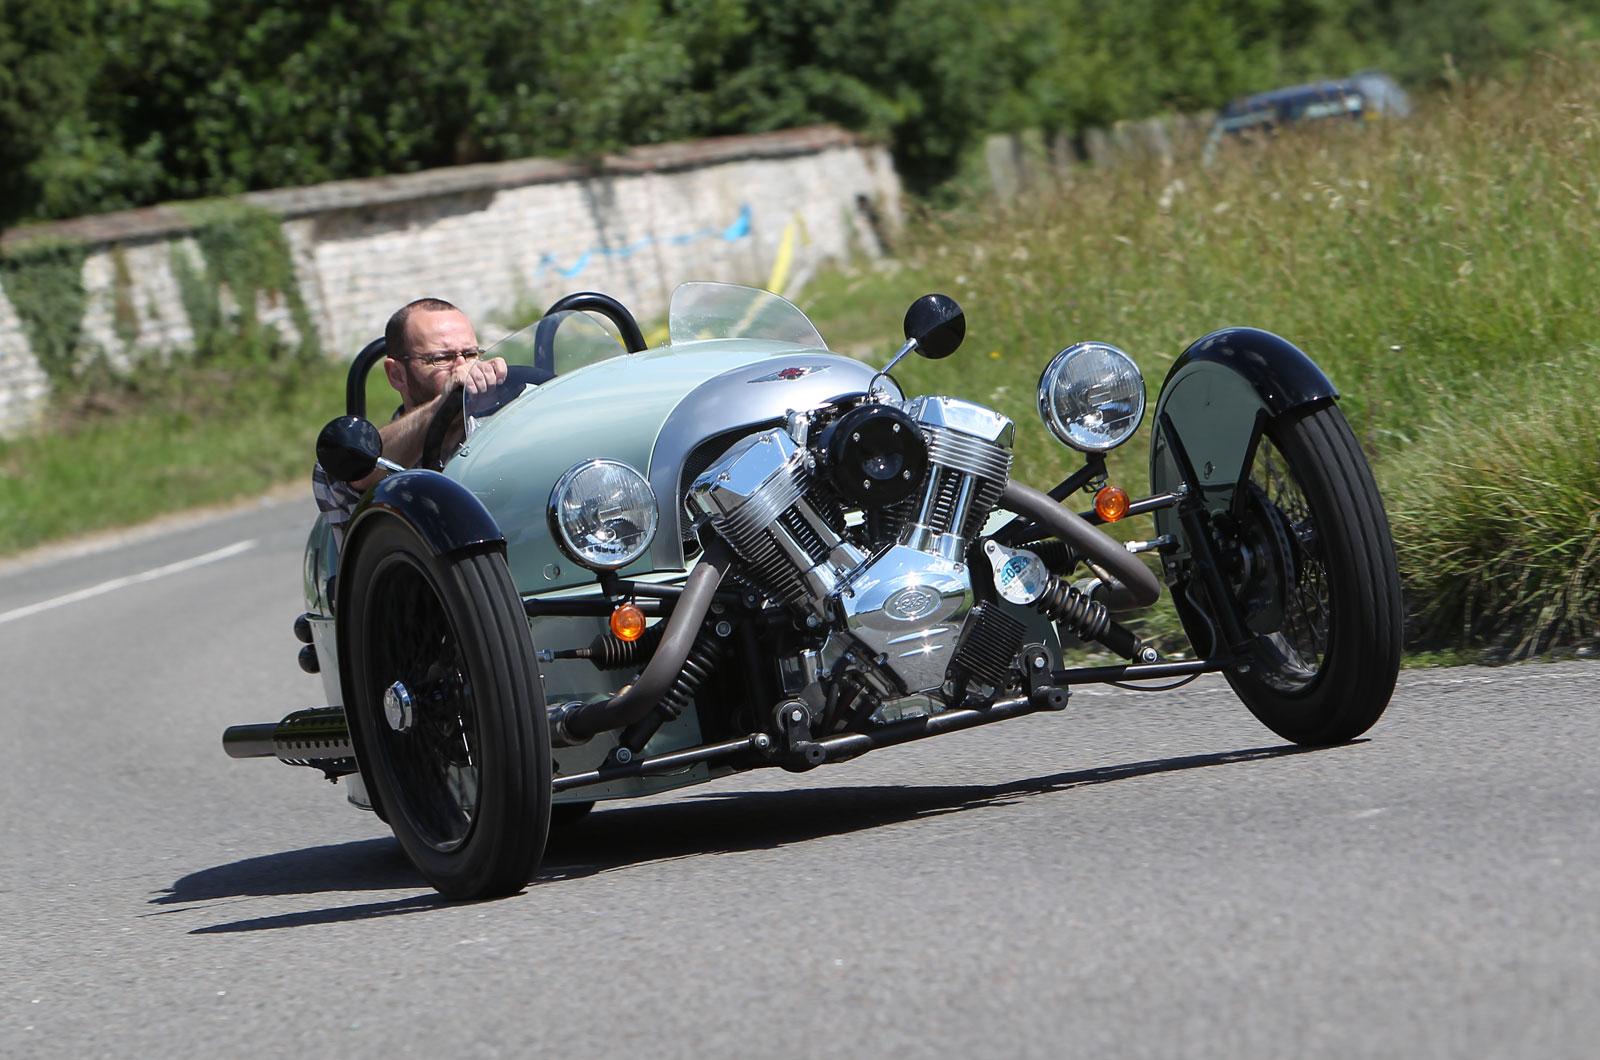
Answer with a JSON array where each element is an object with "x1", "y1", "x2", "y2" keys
[
  {"x1": 0, "y1": 125, "x2": 900, "y2": 436},
  {"x1": 983, "y1": 111, "x2": 1217, "y2": 202}
]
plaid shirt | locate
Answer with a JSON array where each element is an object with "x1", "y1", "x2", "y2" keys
[
  {"x1": 311, "y1": 462, "x2": 363, "y2": 550},
  {"x1": 312, "y1": 405, "x2": 401, "y2": 550}
]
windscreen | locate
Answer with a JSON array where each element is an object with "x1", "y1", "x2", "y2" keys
[
  {"x1": 668, "y1": 282, "x2": 827, "y2": 348},
  {"x1": 464, "y1": 310, "x2": 626, "y2": 438}
]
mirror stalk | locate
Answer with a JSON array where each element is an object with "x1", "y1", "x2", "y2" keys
[{"x1": 869, "y1": 338, "x2": 919, "y2": 398}]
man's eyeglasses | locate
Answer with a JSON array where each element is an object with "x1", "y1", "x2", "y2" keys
[{"x1": 398, "y1": 346, "x2": 484, "y2": 368}]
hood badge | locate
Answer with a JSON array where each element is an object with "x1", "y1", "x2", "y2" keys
[{"x1": 749, "y1": 365, "x2": 831, "y2": 383}]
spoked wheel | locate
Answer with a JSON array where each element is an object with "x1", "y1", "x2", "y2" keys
[
  {"x1": 343, "y1": 517, "x2": 550, "y2": 898},
  {"x1": 1179, "y1": 403, "x2": 1402, "y2": 744}
]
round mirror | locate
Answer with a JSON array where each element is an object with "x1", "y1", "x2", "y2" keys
[
  {"x1": 316, "y1": 416, "x2": 383, "y2": 483},
  {"x1": 903, "y1": 294, "x2": 965, "y2": 359}
]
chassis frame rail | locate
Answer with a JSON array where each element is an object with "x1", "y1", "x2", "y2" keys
[{"x1": 225, "y1": 660, "x2": 1240, "y2": 791}]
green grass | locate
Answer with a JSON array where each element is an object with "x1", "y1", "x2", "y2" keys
[
  {"x1": 0, "y1": 352, "x2": 397, "y2": 553},
  {"x1": 799, "y1": 46, "x2": 1600, "y2": 657},
  {"x1": 1386, "y1": 343, "x2": 1600, "y2": 655}
]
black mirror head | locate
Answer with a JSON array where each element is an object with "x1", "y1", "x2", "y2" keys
[
  {"x1": 316, "y1": 416, "x2": 383, "y2": 483},
  {"x1": 903, "y1": 294, "x2": 965, "y2": 360}
]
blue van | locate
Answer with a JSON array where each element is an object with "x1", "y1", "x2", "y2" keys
[{"x1": 1201, "y1": 71, "x2": 1410, "y2": 163}]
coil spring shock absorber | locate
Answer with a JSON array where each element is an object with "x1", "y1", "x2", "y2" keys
[
  {"x1": 659, "y1": 630, "x2": 725, "y2": 719},
  {"x1": 1034, "y1": 576, "x2": 1144, "y2": 661},
  {"x1": 618, "y1": 626, "x2": 728, "y2": 753}
]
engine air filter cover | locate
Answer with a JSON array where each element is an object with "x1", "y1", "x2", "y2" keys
[{"x1": 822, "y1": 403, "x2": 928, "y2": 508}]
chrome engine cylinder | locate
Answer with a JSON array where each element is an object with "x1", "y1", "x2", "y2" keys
[
  {"x1": 687, "y1": 429, "x2": 865, "y2": 615},
  {"x1": 823, "y1": 398, "x2": 1017, "y2": 699},
  {"x1": 689, "y1": 399, "x2": 1020, "y2": 713},
  {"x1": 893, "y1": 397, "x2": 1015, "y2": 560}
]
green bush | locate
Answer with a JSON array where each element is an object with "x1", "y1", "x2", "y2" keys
[
  {"x1": 0, "y1": 0, "x2": 99, "y2": 223},
  {"x1": 0, "y1": 238, "x2": 89, "y2": 388},
  {"x1": 175, "y1": 203, "x2": 317, "y2": 360}
]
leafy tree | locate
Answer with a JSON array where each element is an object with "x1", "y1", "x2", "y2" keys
[{"x1": 0, "y1": 0, "x2": 101, "y2": 227}]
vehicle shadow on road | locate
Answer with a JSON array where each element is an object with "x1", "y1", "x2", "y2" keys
[
  {"x1": 165, "y1": 740, "x2": 1339, "y2": 933},
  {"x1": 152, "y1": 838, "x2": 456, "y2": 933},
  {"x1": 537, "y1": 741, "x2": 1337, "y2": 884}
]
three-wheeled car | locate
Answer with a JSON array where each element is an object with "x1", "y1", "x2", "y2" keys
[{"x1": 225, "y1": 282, "x2": 1402, "y2": 899}]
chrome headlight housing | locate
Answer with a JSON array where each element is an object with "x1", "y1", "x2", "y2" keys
[
  {"x1": 1037, "y1": 342, "x2": 1147, "y2": 453},
  {"x1": 548, "y1": 459, "x2": 658, "y2": 571}
]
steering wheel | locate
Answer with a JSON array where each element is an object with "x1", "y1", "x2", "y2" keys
[
  {"x1": 417, "y1": 379, "x2": 465, "y2": 472},
  {"x1": 417, "y1": 365, "x2": 547, "y2": 471}
]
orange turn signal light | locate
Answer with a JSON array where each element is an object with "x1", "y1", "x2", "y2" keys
[
  {"x1": 1094, "y1": 485, "x2": 1130, "y2": 522},
  {"x1": 610, "y1": 603, "x2": 647, "y2": 642}
]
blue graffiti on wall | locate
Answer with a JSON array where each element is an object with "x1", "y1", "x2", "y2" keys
[{"x1": 535, "y1": 204, "x2": 752, "y2": 278}]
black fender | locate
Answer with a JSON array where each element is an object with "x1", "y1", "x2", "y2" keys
[
  {"x1": 335, "y1": 470, "x2": 506, "y2": 630},
  {"x1": 1148, "y1": 327, "x2": 1338, "y2": 557},
  {"x1": 344, "y1": 469, "x2": 505, "y2": 562}
]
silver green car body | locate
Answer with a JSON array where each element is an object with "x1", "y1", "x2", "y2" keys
[{"x1": 303, "y1": 288, "x2": 915, "y2": 801}]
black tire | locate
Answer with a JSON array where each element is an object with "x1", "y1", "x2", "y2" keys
[
  {"x1": 343, "y1": 517, "x2": 550, "y2": 898},
  {"x1": 1178, "y1": 402, "x2": 1402, "y2": 744}
]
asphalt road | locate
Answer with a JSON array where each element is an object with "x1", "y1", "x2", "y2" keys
[{"x1": 1, "y1": 493, "x2": 1596, "y2": 1058}]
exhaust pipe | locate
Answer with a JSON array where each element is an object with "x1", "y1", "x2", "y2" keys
[
  {"x1": 999, "y1": 480, "x2": 1162, "y2": 609},
  {"x1": 549, "y1": 538, "x2": 734, "y2": 744},
  {"x1": 224, "y1": 706, "x2": 353, "y2": 764},
  {"x1": 229, "y1": 544, "x2": 734, "y2": 760}
]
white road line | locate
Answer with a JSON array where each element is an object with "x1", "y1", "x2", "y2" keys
[{"x1": 0, "y1": 539, "x2": 258, "y2": 626}]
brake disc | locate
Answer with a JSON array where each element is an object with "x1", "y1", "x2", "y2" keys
[{"x1": 1224, "y1": 483, "x2": 1295, "y2": 635}]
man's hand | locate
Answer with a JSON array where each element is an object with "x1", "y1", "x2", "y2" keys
[
  {"x1": 452, "y1": 355, "x2": 508, "y2": 395},
  {"x1": 349, "y1": 356, "x2": 510, "y2": 487}
]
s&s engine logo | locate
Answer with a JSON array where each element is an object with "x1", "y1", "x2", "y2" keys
[{"x1": 883, "y1": 586, "x2": 942, "y2": 622}]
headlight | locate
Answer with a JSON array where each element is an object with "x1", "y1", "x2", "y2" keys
[
  {"x1": 548, "y1": 459, "x2": 658, "y2": 570},
  {"x1": 1037, "y1": 342, "x2": 1146, "y2": 453}
]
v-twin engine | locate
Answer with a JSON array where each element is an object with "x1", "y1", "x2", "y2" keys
[{"x1": 688, "y1": 397, "x2": 1015, "y2": 704}]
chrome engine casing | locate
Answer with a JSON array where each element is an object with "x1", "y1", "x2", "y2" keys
[
  {"x1": 885, "y1": 396, "x2": 1014, "y2": 560},
  {"x1": 823, "y1": 543, "x2": 971, "y2": 697},
  {"x1": 688, "y1": 394, "x2": 1017, "y2": 714},
  {"x1": 686, "y1": 429, "x2": 866, "y2": 623},
  {"x1": 646, "y1": 352, "x2": 896, "y2": 572}
]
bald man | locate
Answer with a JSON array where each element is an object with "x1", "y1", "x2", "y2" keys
[{"x1": 312, "y1": 297, "x2": 508, "y2": 546}]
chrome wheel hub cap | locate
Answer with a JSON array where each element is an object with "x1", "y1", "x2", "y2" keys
[{"x1": 383, "y1": 681, "x2": 415, "y2": 733}]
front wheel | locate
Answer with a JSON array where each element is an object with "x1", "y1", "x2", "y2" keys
[
  {"x1": 343, "y1": 518, "x2": 550, "y2": 898},
  {"x1": 1177, "y1": 402, "x2": 1402, "y2": 744}
]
